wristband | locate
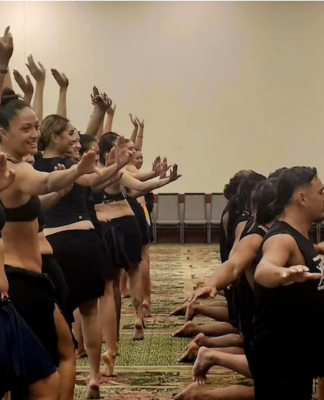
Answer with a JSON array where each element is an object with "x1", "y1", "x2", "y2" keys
[{"x1": 0, "y1": 67, "x2": 8, "y2": 74}]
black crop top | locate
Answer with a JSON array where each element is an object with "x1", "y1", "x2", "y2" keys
[
  {"x1": 0, "y1": 195, "x2": 41, "y2": 223},
  {"x1": 0, "y1": 203, "x2": 5, "y2": 231},
  {"x1": 92, "y1": 190, "x2": 127, "y2": 205},
  {"x1": 33, "y1": 157, "x2": 91, "y2": 228}
]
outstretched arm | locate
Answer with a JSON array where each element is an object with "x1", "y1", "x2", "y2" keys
[
  {"x1": 255, "y1": 235, "x2": 322, "y2": 288},
  {"x1": 186, "y1": 234, "x2": 262, "y2": 302}
]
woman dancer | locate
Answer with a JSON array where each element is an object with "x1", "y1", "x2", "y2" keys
[
  {"x1": 96, "y1": 133, "x2": 180, "y2": 354},
  {"x1": 0, "y1": 26, "x2": 60, "y2": 400},
  {"x1": 34, "y1": 114, "x2": 127, "y2": 398}
]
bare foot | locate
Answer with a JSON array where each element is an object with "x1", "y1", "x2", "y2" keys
[
  {"x1": 133, "y1": 318, "x2": 144, "y2": 340},
  {"x1": 101, "y1": 350, "x2": 117, "y2": 377},
  {"x1": 86, "y1": 383, "x2": 100, "y2": 399},
  {"x1": 193, "y1": 347, "x2": 215, "y2": 384},
  {"x1": 170, "y1": 304, "x2": 187, "y2": 316},
  {"x1": 76, "y1": 349, "x2": 87, "y2": 359},
  {"x1": 178, "y1": 341, "x2": 199, "y2": 363},
  {"x1": 191, "y1": 333, "x2": 205, "y2": 348},
  {"x1": 173, "y1": 321, "x2": 197, "y2": 337},
  {"x1": 185, "y1": 302, "x2": 197, "y2": 322},
  {"x1": 121, "y1": 290, "x2": 131, "y2": 299},
  {"x1": 173, "y1": 382, "x2": 206, "y2": 400},
  {"x1": 142, "y1": 300, "x2": 152, "y2": 318}
]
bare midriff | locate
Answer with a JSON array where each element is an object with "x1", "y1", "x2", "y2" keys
[
  {"x1": 44, "y1": 220, "x2": 94, "y2": 237},
  {"x1": 2, "y1": 220, "x2": 42, "y2": 273},
  {"x1": 95, "y1": 199, "x2": 134, "y2": 222}
]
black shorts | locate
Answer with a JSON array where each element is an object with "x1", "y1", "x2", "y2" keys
[
  {"x1": 110, "y1": 216, "x2": 142, "y2": 266},
  {"x1": 42, "y1": 254, "x2": 71, "y2": 322},
  {"x1": 5, "y1": 266, "x2": 59, "y2": 366},
  {"x1": 127, "y1": 197, "x2": 149, "y2": 246},
  {"x1": 46, "y1": 229, "x2": 105, "y2": 313},
  {"x1": 0, "y1": 297, "x2": 56, "y2": 400},
  {"x1": 248, "y1": 346, "x2": 314, "y2": 400}
]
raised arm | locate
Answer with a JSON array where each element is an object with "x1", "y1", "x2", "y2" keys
[
  {"x1": 51, "y1": 69, "x2": 69, "y2": 117},
  {"x1": 85, "y1": 88, "x2": 107, "y2": 140},
  {"x1": 26, "y1": 55, "x2": 46, "y2": 124},
  {"x1": 13, "y1": 70, "x2": 34, "y2": 105},
  {"x1": 104, "y1": 99, "x2": 116, "y2": 134},
  {"x1": 135, "y1": 117, "x2": 144, "y2": 151},
  {"x1": 186, "y1": 234, "x2": 262, "y2": 302},
  {"x1": 129, "y1": 114, "x2": 138, "y2": 143},
  {"x1": 0, "y1": 27, "x2": 13, "y2": 98},
  {"x1": 255, "y1": 234, "x2": 322, "y2": 288}
]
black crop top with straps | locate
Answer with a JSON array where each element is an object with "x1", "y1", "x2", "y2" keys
[
  {"x1": 33, "y1": 157, "x2": 91, "y2": 228},
  {"x1": 1, "y1": 156, "x2": 41, "y2": 224},
  {"x1": 92, "y1": 189, "x2": 127, "y2": 205},
  {"x1": 0, "y1": 196, "x2": 41, "y2": 223}
]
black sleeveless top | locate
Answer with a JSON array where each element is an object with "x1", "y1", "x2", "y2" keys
[
  {"x1": 33, "y1": 157, "x2": 91, "y2": 228},
  {"x1": 219, "y1": 206, "x2": 229, "y2": 263},
  {"x1": 1, "y1": 196, "x2": 41, "y2": 223},
  {"x1": 251, "y1": 221, "x2": 324, "y2": 364},
  {"x1": 92, "y1": 190, "x2": 126, "y2": 205},
  {"x1": 224, "y1": 211, "x2": 252, "y2": 329},
  {"x1": 235, "y1": 220, "x2": 267, "y2": 341},
  {"x1": 85, "y1": 187, "x2": 102, "y2": 232},
  {"x1": 0, "y1": 203, "x2": 6, "y2": 231}
]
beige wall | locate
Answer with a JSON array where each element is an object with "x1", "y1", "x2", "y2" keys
[{"x1": 1, "y1": 1, "x2": 324, "y2": 192}]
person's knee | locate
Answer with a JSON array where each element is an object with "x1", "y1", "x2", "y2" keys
[
  {"x1": 79, "y1": 299, "x2": 99, "y2": 317},
  {"x1": 30, "y1": 371, "x2": 60, "y2": 400}
]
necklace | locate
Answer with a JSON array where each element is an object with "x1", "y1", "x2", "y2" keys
[{"x1": 2, "y1": 152, "x2": 21, "y2": 164}]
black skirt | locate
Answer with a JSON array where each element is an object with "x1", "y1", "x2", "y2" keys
[
  {"x1": 127, "y1": 197, "x2": 149, "y2": 246},
  {"x1": 42, "y1": 254, "x2": 71, "y2": 323},
  {"x1": 110, "y1": 215, "x2": 142, "y2": 266},
  {"x1": 5, "y1": 266, "x2": 59, "y2": 366},
  {"x1": 46, "y1": 229, "x2": 105, "y2": 313},
  {"x1": 0, "y1": 296, "x2": 56, "y2": 400}
]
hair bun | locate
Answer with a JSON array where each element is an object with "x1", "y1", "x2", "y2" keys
[{"x1": 1, "y1": 87, "x2": 20, "y2": 107}]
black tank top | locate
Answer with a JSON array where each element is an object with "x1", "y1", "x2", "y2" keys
[
  {"x1": 251, "y1": 221, "x2": 324, "y2": 360},
  {"x1": 236, "y1": 220, "x2": 267, "y2": 340},
  {"x1": 0, "y1": 203, "x2": 5, "y2": 231},
  {"x1": 224, "y1": 211, "x2": 252, "y2": 329},
  {"x1": 85, "y1": 187, "x2": 102, "y2": 232},
  {"x1": 33, "y1": 157, "x2": 91, "y2": 228}
]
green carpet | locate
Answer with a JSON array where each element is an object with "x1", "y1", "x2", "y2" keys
[{"x1": 75, "y1": 244, "x2": 253, "y2": 399}]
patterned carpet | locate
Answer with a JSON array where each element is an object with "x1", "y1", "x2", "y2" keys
[{"x1": 75, "y1": 244, "x2": 252, "y2": 399}]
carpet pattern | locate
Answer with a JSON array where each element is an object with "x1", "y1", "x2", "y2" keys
[{"x1": 75, "y1": 244, "x2": 253, "y2": 399}]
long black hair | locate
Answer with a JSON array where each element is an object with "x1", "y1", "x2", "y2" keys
[
  {"x1": 228, "y1": 171, "x2": 267, "y2": 218},
  {"x1": 98, "y1": 131, "x2": 119, "y2": 165},
  {"x1": 223, "y1": 170, "x2": 252, "y2": 201}
]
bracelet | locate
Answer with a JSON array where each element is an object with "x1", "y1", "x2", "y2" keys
[
  {"x1": 138, "y1": 135, "x2": 143, "y2": 138},
  {"x1": 0, "y1": 67, "x2": 8, "y2": 74}
]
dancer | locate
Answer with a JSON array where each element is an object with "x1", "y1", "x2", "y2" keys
[
  {"x1": 0, "y1": 25, "x2": 60, "y2": 400},
  {"x1": 173, "y1": 172, "x2": 266, "y2": 339},
  {"x1": 34, "y1": 114, "x2": 127, "y2": 398},
  {"x1": 250, "y1": 167, "x2": 324, "y2": 400},
  {"x1": 96, "y1": 132, "x2": 180, "y2": 346}
]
